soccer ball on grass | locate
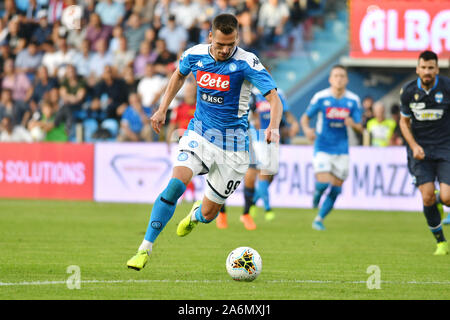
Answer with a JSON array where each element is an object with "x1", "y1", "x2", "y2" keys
[{"x1": 226, "y1": 247, "x2": 262, "y2": 281}]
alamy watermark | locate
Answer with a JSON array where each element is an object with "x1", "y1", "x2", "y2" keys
[
  {"x1": 366, "y1": 265, "x2": 381, "y2": 289},
  {"x1": 66, "y1": 265, "x2": 81, "y2": 289}
]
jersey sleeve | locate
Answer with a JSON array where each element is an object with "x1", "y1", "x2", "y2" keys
[
  {"x1": 178, "y1": 49, "x2": 192, "y2": 76},
  {"x1": 399, "y1": 86, "x2": 411, "y2": 118},
  {"x1": 243, "y1": 53, "x2": 276, "y2": 95},
  {"x1": 305, "y1": 93, "x2": 321, "y2": 118},
  {"x1": 351, "y1": 99, "x2": 362, "y2": 123}
]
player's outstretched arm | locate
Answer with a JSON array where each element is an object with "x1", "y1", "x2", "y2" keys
[
  {"x1": 151, "y1": 69, "x2": 187, "y2": 134},
  {"x1": 399, "y1": 115, "x2": 425, "y2": 160},
  {"x1": 264, "y1": 89, "x2": 283, "y2": 143}
]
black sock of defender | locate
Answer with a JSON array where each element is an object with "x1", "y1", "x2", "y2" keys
[
  {"x1": 243, "y1": 187, "x2": 255, "y2": 214},
  {"x1": 423, "y1": 204, "x2": 446, "y2": 243}
]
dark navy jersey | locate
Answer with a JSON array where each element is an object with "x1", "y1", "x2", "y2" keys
[{"x1": 400, "y1": 75, "x2": 450, "y2": 150}]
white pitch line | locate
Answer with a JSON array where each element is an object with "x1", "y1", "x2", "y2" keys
[{"x1": 0, "y1": 279, "x2": 449, "y2": 287}]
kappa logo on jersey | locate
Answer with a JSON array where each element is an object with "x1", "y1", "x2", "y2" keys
[
  {"x1": 196, "y1": 60, "x2": 204, "y2": 68},
  {"x1": 196, "y1": 71, "x2": 230, "y2": 91},
  {"x1": 325, "y1": 107, "x2": 350, "y2": 120}
]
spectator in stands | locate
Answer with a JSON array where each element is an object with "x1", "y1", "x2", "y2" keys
[
  {"x1": 91, "y1": 65, "x2": 128, "y2": 121},
  {"x1": 47, "y1": 0, "x2": 65, "y2": 26},
  {"x1": 4, "y1": 17, "x2": 27, "y2": 56},
  {"x1": 31, "y1": 10, "x2": 53, "y2": 48},
  {"x1": 123, "y1": 65, "x2": 138, "y2": 96},
  {"x1": 42, "y1": 36, "x2": 76, "y2": 79},
  {"x1": 1, "y1": 58, "x2": 33, "y2": 103},
  {"x1": 366, "y1": 101, "x2": 397, "y2": 147},
  {"x1": 153, "y1": 0, "x2": 178, "y2": 28},
  {"x1": 124, "y1": 13, "x2": 148, "y2": 54},
  {"x1": 133, "y1": 40, "x2": 157, "y2": 78},
  {"x1": 14, "y1": 40, "x2": 43, "y2": 78},
  {"x1": 137, "y1": 63, "x2": 167, "y2": 114},
  {"x1": 112, "y1": 36, "x2": 135, "y2": 74},
  {"x1": 287, "y1": 0, "x2": 309, "y2": 52},
  {"x1": 117, "y1": 92, "x2": 152, "y2": 142},
  {"x1": 133, "y1": 0, "x2": 156, "y2": 25},
  {"x1": 1, "y1": 0, "x2": 20, "y2": 24},
  {"x1": 88, "y1": 38, "x2": 113, "y2": 80},
  {"x1": 0, "y1": 88, "x2": 30, "y2": 127},
  {"x1": 0, "y1": 18, "x2": 9, "y2": 46},
  {"x1": 361, "y1": 95, "x2": 374, "y2": 127},
  {"x1": 257, "y1": 0, "x2": 290, "y2": 48},
  {"x1": 236, "y1": 0, "x2": 260, "y2": 50},
  {"x1": 0, "y1": 115, "x2": 33, "y2": 142},
  {"x1": 67, "y1": 17, "x2": 87, "y2": 51},
  {"x1": 214, "y1": 0, "x2": 236, "y2": 15},
  {"x1": 60, "y1": 64, "x2": 87, "y2": 121},
  {"x1": 157, "y1": 14, "x2": 188, "y2": 55},
  {"x1": 153, "y1": 38, "x2": 177, "y2": 76},
  {"x1": 73, "y1": 39, "x2": 92, "y2": 79},
  {"x1": 29, "y1": 65, "x2": 59, "y2": 113},
  {"x1": 95, "y1": 0, "x2": 126, "y2": 27},
  {"x1": 108, "y1": 25, "x2": 124, "y2": 53},
  {"x1": 173, "y1": 0, "x2": 200, "y2": 46},
  {"x1": 27, "y1": 100, "x2": 68, "y2": 142},
  {"x1": 85, "y1": 12, "x2": 113, "y2": 52},
  {"x1": 390, "y1": 104, "x2": 404, "y2": 146}
]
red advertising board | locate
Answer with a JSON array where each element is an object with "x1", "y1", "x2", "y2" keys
[
  {"x1": 350, "y1": 0, "x2": 450, "y2": 59},
  {"x1": 0, "y1": 143, "x2": 94, "y2": 200}
]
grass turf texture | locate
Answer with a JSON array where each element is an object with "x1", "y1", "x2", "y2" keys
[{"x1": 0, "y1": 199, "x2": 448, "y2": 300}]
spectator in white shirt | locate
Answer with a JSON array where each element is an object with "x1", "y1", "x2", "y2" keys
[{"x1": 157, "y1": 15, "x2": 188, "y2": 55}]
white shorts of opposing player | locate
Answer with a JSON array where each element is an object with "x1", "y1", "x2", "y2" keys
[
  {"x1": 173, "y1": 130, "x2": 249, "y2": 204},
  {"x1": 313, "y1": 152, "x2": 349, "y2": 181}
]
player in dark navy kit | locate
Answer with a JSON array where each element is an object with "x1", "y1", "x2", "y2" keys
[{"x1": 399, "y1": 50, "x2": 450, "y2": 255}]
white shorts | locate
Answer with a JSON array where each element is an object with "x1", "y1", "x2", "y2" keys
[
  {"x1": 173, "y1": 130, "x2": 249, "y2": 204},
  {"x1": 313, "y1": 152, "x2": 349, "y2": 181}
]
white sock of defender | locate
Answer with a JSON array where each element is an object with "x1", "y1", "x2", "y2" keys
[{"x1": 138, "y1": 240, "x2": 153, "y2": 254}]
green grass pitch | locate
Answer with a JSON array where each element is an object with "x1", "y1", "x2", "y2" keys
[{"x1": 0, "y1": 199, "x2": 448, "y2": 300}]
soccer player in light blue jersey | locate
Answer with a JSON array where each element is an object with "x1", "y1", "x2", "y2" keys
[
  {"x1": 127, "y1": 13, "x2": 283, "y2": 270},
  {"x1": 301, "y1": 65, "x2": 363, "y2": 231}
]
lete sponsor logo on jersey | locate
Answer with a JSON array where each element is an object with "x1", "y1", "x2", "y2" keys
[
  {"x1": 325, "y1": 107, "x2": 350, "y2": 120},
  {"x1": 196, "y1": 71, "x2": 230, "y2": 91}
]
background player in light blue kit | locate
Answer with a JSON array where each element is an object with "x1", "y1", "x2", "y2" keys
[
  {"x1": 300, "y1": 65, "x2": 363, "y2": 231},
  {"x1": 126, "y1": 13, "x2": 283, "y2": 270}
]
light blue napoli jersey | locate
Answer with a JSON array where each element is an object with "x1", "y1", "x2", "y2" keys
[
  {"x1": 179, "y1": 44, "x2": 277, "y2": 151},
  {"x1": 306, "y1": 88, "x2": 362, "y2": 155}
]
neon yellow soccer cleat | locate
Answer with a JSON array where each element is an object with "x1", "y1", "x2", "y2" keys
[
  {"x1": 127, "y1": 249, "x2": 150, "y2": 271},
  {"x1": 433, "y1": 241, "x2": 449, "y2": 256},
  {"x1": 249, "y1": 205, "x2": 257, "y2": 218},
  {"x1": 176, "y1": 200, "x2": 201, "y2": 237},
  {"x1": 265, "y1": 210, "x2": 275, "y2": 221}
]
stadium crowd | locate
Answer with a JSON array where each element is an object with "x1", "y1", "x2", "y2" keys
[{"x1": 0, "y1": 0, "x2": 402, "y2": 147}]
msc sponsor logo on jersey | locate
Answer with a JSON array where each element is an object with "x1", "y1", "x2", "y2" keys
[
  {"x1": 196, "y1": 71, "x2": 230, "y2": 91},
  {"x1": 325, "y1": 107, "x2": 350, "y2": 120},
  {"x1": 201, "y1": 93, "x2": 224, "y2": 104}
]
